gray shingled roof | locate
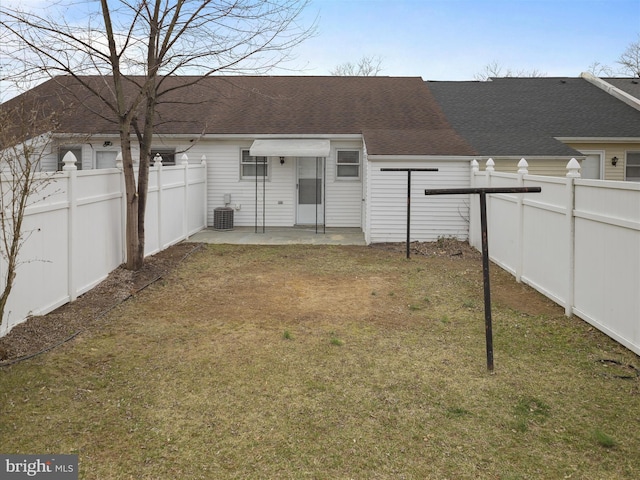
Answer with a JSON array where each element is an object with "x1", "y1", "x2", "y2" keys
[
  {"x1": 602, "y1": 77, "x2": 640, "y2": 101},
  {"x1": 427, "y1": 77, "x2": 640, "y2": 157},
  {"x1": 1, "y1": 75, "x2": 476, "y2": 157}
]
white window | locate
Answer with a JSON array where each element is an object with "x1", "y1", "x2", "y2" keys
[
  {"x1": 241, "y1": 149, "x2": 269, "y2": 179},
  {"x1": 151, "y1": 148, "x2": 176, "y2": 166},
  {"x1": 336, "y1": 150, "x2": 360, "y2": 179},
  {"x1": 626, "y1": 152, "x2": 640, "y2": 182},
  {"x1": 96, "y1": 151, "x2": 118, "y2": 169},
  {"x1": 57, "y1": 146, "x2": 82, "y2": 170}
]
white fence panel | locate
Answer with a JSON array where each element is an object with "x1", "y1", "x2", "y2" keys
[
  {"x1": 520, "y1": 176, "x2": 572, "y2": 309},
  {"x1": 1, "y1": 159, "x2": 206, "y2": 337},
  {"x1": 144, "y1": 167, "x2": 161, "y2": 256},
  {"x1": 470, "y1": 159, "x2": 640, "y2": 356},
  {"x1": 74, "y1": 170, "x2": 123, "y2": 297},
  {"x1": 573, "y1": 180, "x2": 640, "y2": 354},
  {"x1": 487, "y1": 192, "x2": 519, "y2": 276}
]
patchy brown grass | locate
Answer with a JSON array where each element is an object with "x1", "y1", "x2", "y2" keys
[{"x1": 1, "y1": 242, "x2": 639, "y2": 479}]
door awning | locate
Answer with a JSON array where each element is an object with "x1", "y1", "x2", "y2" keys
[{"x1": 249, "y1": 139, "x2": 330, "y2": 157}]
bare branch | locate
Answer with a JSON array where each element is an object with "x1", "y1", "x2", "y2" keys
[
  {"x1": 0, "y1": 0, "x2": 316, "y2": 270},
  {"x1": 617, "y1": 34, "x2": 640, "y2": 78},
  {"x1": 331, "y1": 55, "x2": 384, "y2": 76},
  {"x1": 474, "y1": 61, "x2": 546, "y2": 81}
]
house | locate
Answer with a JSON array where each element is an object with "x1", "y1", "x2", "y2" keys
[
  {"x1": 1, "y1": 75, "x2": 477, "y2": 244},
  {"x1": 427, "y1": 77, "x2": 640, "y2": 181}
]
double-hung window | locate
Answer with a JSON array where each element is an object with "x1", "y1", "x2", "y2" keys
[
  {"x1": 626, "y1": 152, "x2": 640, "y2": 182},
  {"x1": 96, "y1": 151, "x2": 118, "y2": 169},
  {"x1": 336, "y1": 150, "x2": 360, "y2": 179},
  {"x1": 241, "y1": 149, "x2": 268, "y2": 179}
]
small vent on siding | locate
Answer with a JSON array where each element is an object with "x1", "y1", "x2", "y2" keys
[{"x1": 213, "y1": 207, "x2": 234, "y2": 230}]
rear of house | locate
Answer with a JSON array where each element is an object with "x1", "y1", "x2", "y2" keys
[{"x1": 3, "y1": 75, "x2": 477, "y2": 243}]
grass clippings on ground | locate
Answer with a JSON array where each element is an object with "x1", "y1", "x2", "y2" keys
[{"x1": 1, "y1": 242, "x2": 639, "y2": 479}]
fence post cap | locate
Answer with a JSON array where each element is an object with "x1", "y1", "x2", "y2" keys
[
  {"x1": 486, "y1": 158, "x2": 495, "y2": 171},
  {"x1": 181, "y1": 153, "x2": 189, "y2": 165},
  {"x1": 517, "y1": 158, "x2": 529, "y2": 174},
  {"x1": 471, "y1": 159, "x2": 479, "y2": 172},
  {"x1": 62, "y1": 151, "x2": 78, "y2": 171},
  {"x1": 115, "y1": 151, "x2": 123, "y2": 169},
  {"x1": 566, "y1": 158, "x2": 581, "y2": 178},
  {"x1": 201, "y1": 155, "x2": 207, "y2": 165},
  {"x1": 154, "y1": 153, "x2": 163, "y2": 166}
]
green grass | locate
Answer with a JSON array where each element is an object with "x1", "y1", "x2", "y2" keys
[
  {"x1": 594, "y1": 429, "x2": 617, "y2": 448},
  {"x1": 1, "y1": 244, "x2": 639, "y2": 479}
]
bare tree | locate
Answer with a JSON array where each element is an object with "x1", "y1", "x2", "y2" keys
[
  {"x1": 0, "y1": 99, "x2": 55, "y2": 329},
  {"x1": 331, "y1": 55, "x2": 384, "y2": 76},
  {"x1": 617, "y1": 35, "x2": 640, "y2": 77},
  {"x1": 474, "y1": 61, "x2": 546, "y2": 81},
  {"x1": 586, "y1": 61, "x2": 615, "y2": 77},
  {"x1": 0, "y1": 0, "x2": 315, "y2": 270}
]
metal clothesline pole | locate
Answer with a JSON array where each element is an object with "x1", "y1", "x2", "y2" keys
[
  {"x1": 424, "y1": 186, "x2": 542, "y2": 372},
  {"x1": 380, "y1": 168, "x2": 439, "y2": 258}
]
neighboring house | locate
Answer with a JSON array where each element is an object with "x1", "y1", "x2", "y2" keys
[
  {"x1": 581, "y1": 74, "x2": 640, "y2": 181},
  {"x1": 1, "y1": 76, "x2": 477, "y2": 243},
  {"x1": 428, "y1": 77, "x2": 640, "y2": 181}
]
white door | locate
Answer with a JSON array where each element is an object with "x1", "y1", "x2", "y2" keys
[
  {"x1": 582, "y1": 154, "x2": 602, "y2": 179},
  {"x1": 296, "y1": 157, "x2": 324, "y2": 224}
]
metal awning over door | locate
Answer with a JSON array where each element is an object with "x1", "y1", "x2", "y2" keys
[{"x1": 249, "y1": 139, "x2": 330, "y2": 157}]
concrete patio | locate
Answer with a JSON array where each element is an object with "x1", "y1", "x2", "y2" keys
[{"x1": 187, "y1": 226, "x2": 366, "y2": 245}]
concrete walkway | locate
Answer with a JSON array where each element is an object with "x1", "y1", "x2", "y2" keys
[{"x1": 187, "y1": 226, "x2": 366, "y2": 245}]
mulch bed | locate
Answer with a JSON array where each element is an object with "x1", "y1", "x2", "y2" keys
[
  {"x1": 0, "y1": 242, "x2": 204, "y2": 365},
  {"x1": 370, "y1": 237, "x2": 481, "y2": 259}
]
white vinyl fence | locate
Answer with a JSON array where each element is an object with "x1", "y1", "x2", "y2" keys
[
  {"x1": 0, "y1": 154, "x2": 206, "y2": 337},
  {"x1": 468, "y1": 159, "x2": 640, "y2": 356}
]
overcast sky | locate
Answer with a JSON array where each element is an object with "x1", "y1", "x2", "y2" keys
[{"x1": 292, "y1": 0, "x2": 640, "y2": 79}]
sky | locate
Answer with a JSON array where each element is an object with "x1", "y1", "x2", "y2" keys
[
  {"x1": 290, "y1": 0, "x2": 640, "y2": 79},
  {"x1": 1, "y1": 0, "x2": 639, "y2": 101}
]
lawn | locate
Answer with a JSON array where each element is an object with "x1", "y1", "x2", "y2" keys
[{"x1": 1, "y1": 243, "x2": 639, "y2": 479}]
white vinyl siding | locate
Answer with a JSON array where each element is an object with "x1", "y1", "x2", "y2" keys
[
  {"x1": 326, "y1": 144, "x2": 363, "y2": 227},
  {"x1": 207, "y1": 143, "x2": 293, "y2": 227},
  {"x1": 366, "y1": 159, "x2": 471, "y2": 243}
]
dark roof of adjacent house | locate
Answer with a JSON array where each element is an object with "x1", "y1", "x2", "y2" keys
[
  {"x1": 1, "y1": 75, "x2": 476, "y2": 157},
  {"x1": 427, "y1": 77, "x2": 640, "y2": 157},
  {"x1": 601, "y1": 77, "x2": 640, "y2": 101}
]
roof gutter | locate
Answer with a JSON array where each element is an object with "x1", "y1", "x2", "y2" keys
[
  {"x1": 367, "y1": 155, "x2": 478, "y2": 161},
  {"x1": 556, "y1": 136, "x2": 640, "y2": 143},
  {"x1": 580, "y1": 72, "x2": 640, "y2": 112}
]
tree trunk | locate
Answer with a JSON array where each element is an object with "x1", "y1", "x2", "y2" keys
[{"x1": 120, "y1": 129, "x2": 143, "y2": 270}]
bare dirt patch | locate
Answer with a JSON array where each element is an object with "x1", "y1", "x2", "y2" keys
[{"x1": 0, "y1": 238, "x2": 570, "y2": 364}]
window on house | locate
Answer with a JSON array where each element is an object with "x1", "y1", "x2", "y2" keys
[
  {"x1": 626, "y1": 152, "x2": 640, "y2": 182},
  {"x1": 96, "y1": 151, "x2": 118, "y2": 169},
  {"x1": 151, "y1": 148, "x2": 176, "y2": 166},
  {"x1": 336, "y1": 150, "x2": 360, "y2": 179},
  {"x1": 57, "y1": 146, "x2": 82, "y2": 170},
  {"x1": 241, "y1": 150, "x2": 268, "y2": 178}
]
